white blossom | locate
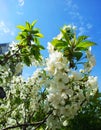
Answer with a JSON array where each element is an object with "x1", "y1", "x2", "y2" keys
[
  {"x1": 46, "y1": 51, "x2": 68, "y2": 74},
  {"x1": 71, "y1": 71, "x2": 82, "y2": 80},
  {"x1": 47, "y1": 42, "x2": 55, "y2": 53},
  {"x1": 84, "y1": 49, "x2": 96, "y2": 72}
]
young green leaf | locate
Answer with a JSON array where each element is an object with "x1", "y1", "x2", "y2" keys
[
  {"x1": 51, "y1": 39, "x2": 67, "y2": 49},
  {"x1": 38, "y1": 45, "x2": 45, "y2": 50},
  {"x1": 60, "y1": 29, "x2": 70, "y2": 44},
  {"x1": 34, "y1": 33, "x2": 44, "y2": 38},
  {"x1": 16, "y1": 34, "x2": 25, "y2": 40},
  {"x1": 34, "y1": 37, "x2": 40, "y2": 45},
  {"x1": 22, "y1": 55, "x2": 31, "y2": 66},
  {"x1": 16, "y1": 25, "x2": 25, "y2": 31},
  {"x1": 30, "y1": 30, "x2": 39, "y2": 34},
  {"x1": 76, "y1": 41, "x2": 96, "y2": 48},
  {"x1": 31, "y1": 20, "x2": 37, "y2": 28},
  {"x1": 77, "y1": 35, "x2": 89, "y2": 45},
  {"x1": 73, "y1": 51, "x2": 83, "y2": 61},
  {"x1": 26, "y1": 21, "x2": 31, "y2": 30}
]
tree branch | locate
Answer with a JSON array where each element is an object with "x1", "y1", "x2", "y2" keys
[
  {"x1": 2, "y1": 111, "x2": 52, "y2": 130},
  {"x1": 2, "y1": 121, "x2": 44, "y2": 130}
]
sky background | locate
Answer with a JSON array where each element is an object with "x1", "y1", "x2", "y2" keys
[{"x1": 0, "y1": 0, "x2": 101, "y2": 91}]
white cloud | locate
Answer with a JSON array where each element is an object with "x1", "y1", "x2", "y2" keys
[
  {"x1": 16, "y1": 11, "x2": 24, "y2": 15},
  {"x1": 64, "y1": 0, "x2": 93, "y2": 35},
  {"x1": 18, "y1": 0, "x2": 24, "y2": 7},
  {"x1": 0, "y1": 21, "x2": 15, "y2": 36},
  {"x1": 78, "y1": 23, "x2": 93, "y2": 36},
  {"x1": 65, "y1": 0, "x2": 83, "y2": 23},
  {"x1": 78, "y1": 27, "x2": 86, "y2": 36},
  {"x1": 65, "y1": 0, "x2": 72, "y2": 8},
  {"x1": 65, "y1": 0, "x2": 78, "y2": 11},
  {"x1": 17, "y1": 0, "x2": 24, "y2": 15},
  {"x1": 86, "y1": 23, "x2": 93, "y2": 29}
]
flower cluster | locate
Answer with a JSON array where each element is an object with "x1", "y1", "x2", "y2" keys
[
  {"x1": 44, "y1": 43, "x2": 98, "y2": 129},
  {"x1": 0, "y1": 69, "x2": 45, "y2": 129}
]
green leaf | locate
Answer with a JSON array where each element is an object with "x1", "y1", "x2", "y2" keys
[
  {"x1": 26, "y1": 21, "x2": 30, "y2": 30},
  {"x1": 16, "y1": 25, "x2": 25, "y2": 30},
  {"x1": 34, "y1": 33, "x2": 44, "y2": 38},
  {"x1": 19, "y1": 38, "x2": 28, "y2": 46},
  {"x1": 63, "y1": 49, "x2": 69, "y2": 57},
  {"x1": 51, "y1": 39, "x2": 67, "y2": 50},
  {"x1": 60, "y1": 29, "x2": 70, "y2": 43},
  {"x1": 21, "y1": 47, "x2": 28, "y2": 53},
  {"x1": 73, "y1": 51, "x2": 83, "y2": 61},
  {"x1": 16, "y1": 34, "x2": 25, "y2": 40},
  {"x1": 30, "y1": 45, "x2": 37, "y2": 55},
  {"x1": 34, "y1": 37, "x2": 40, "y2": 45},
  {"x1": 76, "y1": 41, "x2": 96, "y2": 48},
  {"x1": 23, "y1": 55, "x2": 31, "y2": 66},
  {"x1": 38, "y1": 45, "x2": 45, "y2": 50},
  {"x1": 34, "y1": 48, "x2": 41, "y2": 60},
  {"x1": 30, "y1": 30, "x2": 39, "y2": 34},
  {"x1": 31, "y1": 20, "x2": 37, "y2": 28},
  {"x1": 16, "y1": 35, "x2": 21, "y2": 40},
  {"x1": 30, "y1": 45, "x2": 42, "y2": 61},
  {"x1": 77, "y1": 35, "x2": 89, "y2": 45}
]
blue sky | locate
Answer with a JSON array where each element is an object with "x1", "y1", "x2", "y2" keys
[{"x1": 0, "y1": 0, "x2": 101, "y2": 91}]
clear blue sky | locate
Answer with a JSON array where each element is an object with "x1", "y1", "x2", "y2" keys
[{"x1": 0, "y1": 0, "x2": 101, "y2": 91}]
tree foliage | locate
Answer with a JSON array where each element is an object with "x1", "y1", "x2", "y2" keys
[
  {"x1": 68, "y1": 92, "x2": 101, "y2": 130},
  {"x1": 0, "y1": 21, "x2": 99, "y2": 130}
]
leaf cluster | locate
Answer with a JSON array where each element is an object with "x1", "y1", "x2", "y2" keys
[
  {"x1": 16, "y1": 20, "x2": 44, "y2": 66},
  {"x1": 51, "y1": 27, "x2": 96, "y2": 68}
]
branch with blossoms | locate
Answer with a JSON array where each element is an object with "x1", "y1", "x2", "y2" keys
[
  {"x1": 0, "y1": 21, "x2": 44, "y2": 72},
  {"x1": 2, "y1": 111, "x2": 52, "y2": 130},
  {"x1": 0, "y1": 21, "x2": 98, "y2": 130},
  {"x1": 0, "y1": 21, "x2": 44, "y2": 98}
]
